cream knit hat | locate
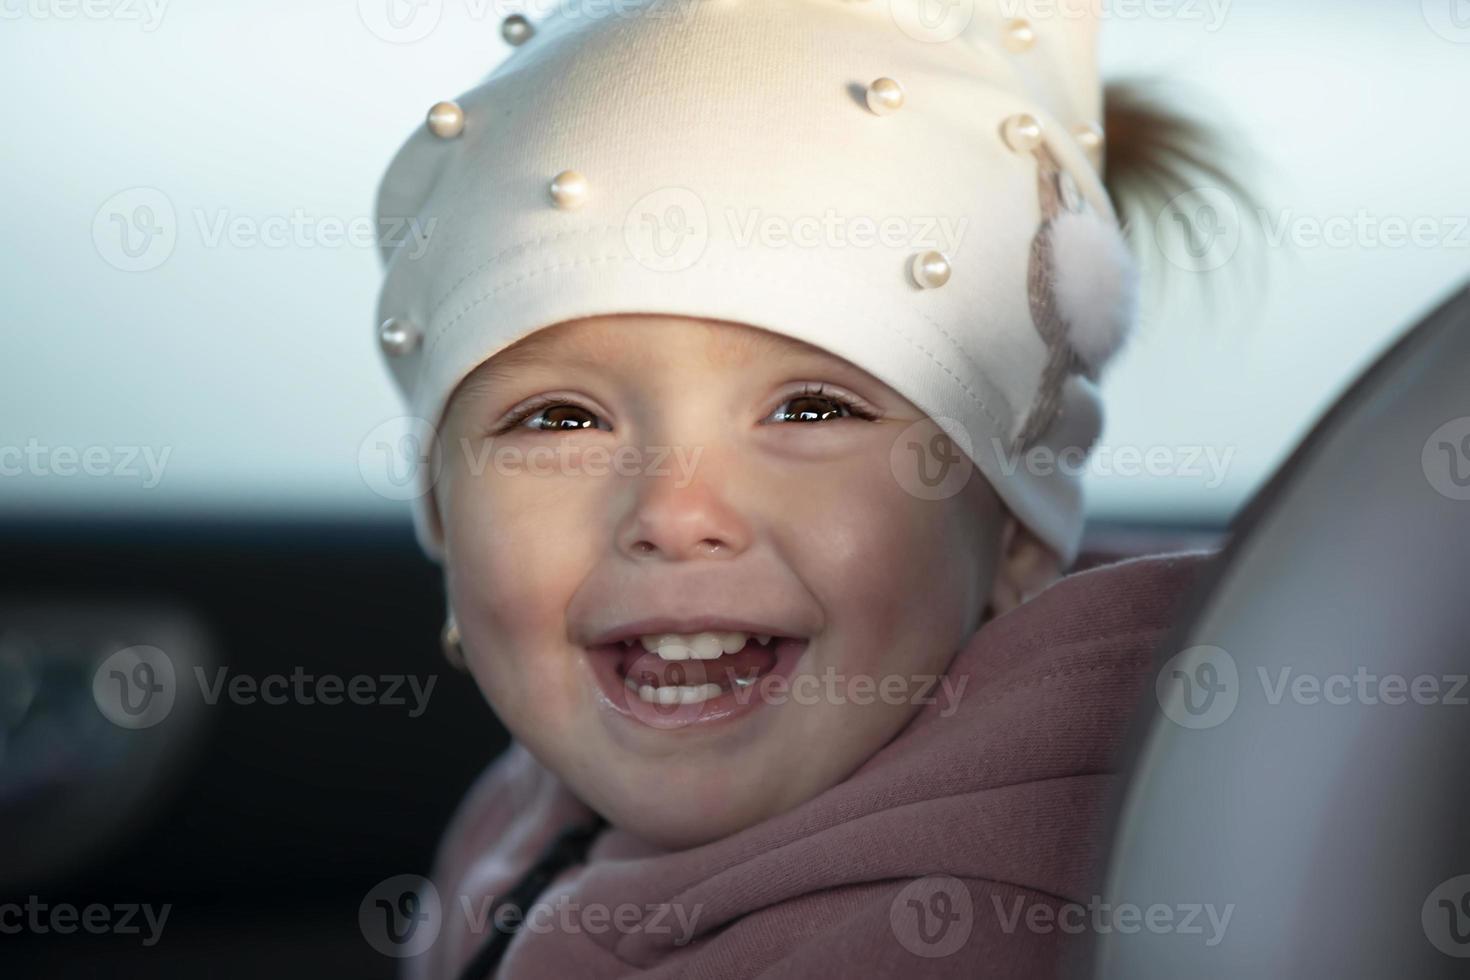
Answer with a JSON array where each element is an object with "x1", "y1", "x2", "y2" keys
[{"x1": 374, "y1": 0, "x2": 1137, "y2": 566}]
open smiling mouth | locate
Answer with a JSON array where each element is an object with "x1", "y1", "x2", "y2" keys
[{"x1": 586, "y1": 631, "x2": 809, "y2": 728}]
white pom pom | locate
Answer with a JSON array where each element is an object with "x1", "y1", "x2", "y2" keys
[{"x1": 1048, "y1": 209, "x2": 1139, "y2": 373}]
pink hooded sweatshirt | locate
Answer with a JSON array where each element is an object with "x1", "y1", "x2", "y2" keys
[{"x1": 407, "y1": 551, "x2": 1207, "y2": 979}]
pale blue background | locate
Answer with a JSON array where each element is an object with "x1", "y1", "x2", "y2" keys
[{"x1": 1, "y1": 0, "x2": 1467, "y2": 525}]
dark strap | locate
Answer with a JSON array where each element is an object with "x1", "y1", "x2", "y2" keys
[{"x1": 454, "y1": 814, "x2": 608, "y2": 980}]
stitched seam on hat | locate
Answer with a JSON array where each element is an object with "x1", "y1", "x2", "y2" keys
[
  {"x1": 855, "y1": 293, "x2": 1007, "y2": 434},
  {"x1": 427, "y1": 252, "x2": 627, "y2": 354},
  {"x1": 427, "y1": 225, "x2": 625, "y2": 325},
  {"x1": 425, "y1": 253, "x2": 1010, "y2": 437}
]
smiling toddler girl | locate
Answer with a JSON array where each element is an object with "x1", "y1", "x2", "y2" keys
[{"x1": 371, "y1": 2, "x2": 1221, "y2": 975}]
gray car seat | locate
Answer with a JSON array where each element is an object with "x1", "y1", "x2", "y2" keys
[{"x1": 1090, "y1": 284, "x2": 1470, "y2": 978}]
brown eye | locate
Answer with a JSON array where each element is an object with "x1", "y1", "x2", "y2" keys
[
  {"x1": 490, "y1": 394, "x2": 613, "y2": 436},
  {"x1": 766, "y1": 385, "x2": 878, "y2": 424},
  {"x1": 524, "y1": 404, "x2": 602, "y2": 431},
  {"x1": 775, "y1": 395, "x2": 852, "y2": 423}
]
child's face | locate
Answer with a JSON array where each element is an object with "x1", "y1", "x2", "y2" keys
[{"x1": 437, "y1": 314, "x2": 1006, "y2": 848}]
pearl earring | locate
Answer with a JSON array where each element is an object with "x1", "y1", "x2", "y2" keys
[{"x1": 441, "y1": 618, "x2": 466, "y2": 671}]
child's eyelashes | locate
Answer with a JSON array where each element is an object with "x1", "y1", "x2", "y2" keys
[
  {"x1": 487, "y1": 383, "x2": 881, "y2": 436},
  {"x1": 490, "y1": 394, "x2": 611, "y2": 435},
  {"x1": 761, "y1": 383, "x2": 880, "y2": 424}
]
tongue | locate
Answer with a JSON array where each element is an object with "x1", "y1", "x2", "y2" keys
[{"x1": 619, "y1": 644, "x2": 776, "y2": 689}]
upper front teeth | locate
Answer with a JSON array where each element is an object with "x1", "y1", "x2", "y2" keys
[{"x1": 633, "y1": 630, "x2": 772, "y2": 660}]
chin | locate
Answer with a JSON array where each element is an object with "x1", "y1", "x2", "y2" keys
[
  {"x1": 611, "y1": 803, "x2": 763, "y2": 851},
  {"x1": 584, "y1": 769, "x2": 781, "y2": 851}
]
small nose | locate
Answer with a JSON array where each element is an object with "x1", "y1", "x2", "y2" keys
[{"x1": 616, "y1": 469, "x2": 751, "y2": 562}]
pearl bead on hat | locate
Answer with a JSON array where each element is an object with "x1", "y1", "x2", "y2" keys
[
  {"x1": 426, "y1": 101, "x2": 464, "y2": 139},
  {"x1": 374, "y1": 1, "x2": 1134, "y2": 567},
  {"x1": 865, "y1": 77, "x2": 905, "y2": 115},
  {"x1": 378, "y1": 317, "x2": 420, "y2": 357}
]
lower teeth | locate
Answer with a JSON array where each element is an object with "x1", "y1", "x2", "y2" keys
[
  {"x1": 626, "y1": 680, "x2": 724, "y2": 705},
  {"x1": 623, "y1": 675, "x2": 761, "y2": 705},
  {"x1": 618, "y1": 650, "x2": 771, "y2": 706}
]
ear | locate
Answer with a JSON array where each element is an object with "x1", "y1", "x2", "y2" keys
[
  {"x1": 425, "y1": 431, "x2": 453, "y2": 561},
  {"x1": 988, "y1": 516, "x2": 1065, "y2": 617}
]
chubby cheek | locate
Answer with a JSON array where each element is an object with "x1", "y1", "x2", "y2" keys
[
  {"x1": 782, "y1": 439, "x2": 995, "y2": 683},
  {"x1": 442, "y1": 464, "x2": 600, "y2": 734}
]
